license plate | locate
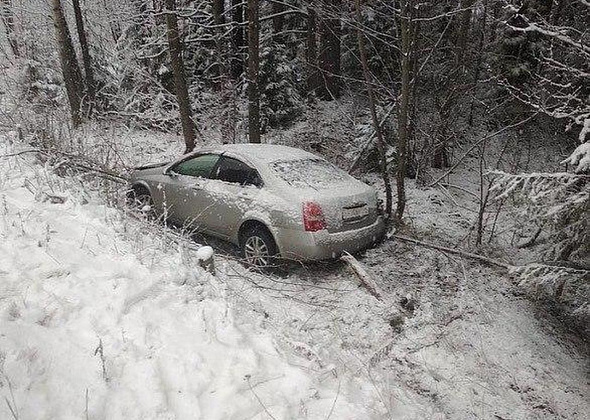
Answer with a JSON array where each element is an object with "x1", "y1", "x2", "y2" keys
[{"x1": 343, "y1": 204, "x2": 368, "y2": 220}]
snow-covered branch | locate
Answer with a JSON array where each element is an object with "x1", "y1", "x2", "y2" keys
[
  {"x1": 562, "y1": 141, "x2": 590, "y2": 174},
  {"x1": 507, "y1": 21, "x2": 590, "y2": 56}
]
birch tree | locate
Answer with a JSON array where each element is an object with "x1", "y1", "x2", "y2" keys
[{"x1": 51, "y1": 0, "x2": 84, "y2": 127}]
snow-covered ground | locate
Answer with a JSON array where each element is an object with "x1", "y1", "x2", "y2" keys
[
  {"x1": 0, "y1": 139, "x2": 372, "y2": 419},
  {"x1": 1, "y1": 110, "x2": 589, "y2": 420}
]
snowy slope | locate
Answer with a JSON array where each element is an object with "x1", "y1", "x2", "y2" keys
[
  {"x1": 0, "y1": 140, "x2": 371, "y2": 419},
  {"x1": 2, "y1": 123, "x2": 588, "y2": 420}
]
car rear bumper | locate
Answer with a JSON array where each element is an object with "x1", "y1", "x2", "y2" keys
[{"x1": 275, "y1": 216, "x2": 386, "y2": 261}]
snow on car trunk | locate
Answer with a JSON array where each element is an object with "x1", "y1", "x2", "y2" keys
[
  {"x1": 0, "y1": 143, "x2": 372, "y2": 419},
  {"x1": 270, "y1": 157, "x2": 379, "y2": 232},
  {"x1": 310, "y1": 184, "x2": 378, "y2": 233}
]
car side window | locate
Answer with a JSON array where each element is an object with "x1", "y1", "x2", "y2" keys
[
  {"x1": 214, "y1": 157, "x2": 263, "y2": 187},
  {"x1": 173, "y1": 154, "x2": 219, "y2": 178}
]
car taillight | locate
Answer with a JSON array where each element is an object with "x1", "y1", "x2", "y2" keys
[{"x1": 303, "y1": 202, "x2": 326, "y2": 232}]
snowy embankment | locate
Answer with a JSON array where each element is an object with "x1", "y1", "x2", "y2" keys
[
  {"x1": 0, "y1": 141, "x2": 367, "y2": 419},
  {"x1": 1, "y1": 126, "x2": 589, "y2": 420}
]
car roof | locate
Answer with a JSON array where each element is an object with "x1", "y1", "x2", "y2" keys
[{"x1": 200, "y1": 143, "x2": 318, "y2": 165}]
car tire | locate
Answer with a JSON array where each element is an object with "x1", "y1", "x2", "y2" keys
[
  {"x1": 127, "y1": 186, "x2": 155, "y2": 218},
  {"x1": 240, "y1": 225, "x2": 278, "y2": 268}
]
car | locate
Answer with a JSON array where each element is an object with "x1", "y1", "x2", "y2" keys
[{"x1": 128, "y1": 144, "x2": 385, "y2": 266}]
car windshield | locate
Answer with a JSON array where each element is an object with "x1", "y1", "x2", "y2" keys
[{"x1": 270, "y1": 158, "x2": 349, "y2": 189}]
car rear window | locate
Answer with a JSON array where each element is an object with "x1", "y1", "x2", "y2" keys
[{"x1": 270, "y1": 158, "x2": 349, "y2": 189}]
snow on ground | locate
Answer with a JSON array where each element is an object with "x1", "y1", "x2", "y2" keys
[
  {"x1": 0, "y1": 139, "x2": 374, "y2": 419},
  {"x1": 1, "y1": 104, "x2": 589, "y2": 420}
]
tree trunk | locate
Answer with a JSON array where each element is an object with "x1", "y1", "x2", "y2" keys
[
  {"x1": 164, "y1": 0, "x2": 196, "y2": 153},
  {"x1": 1, "y1": 0, "x2": 18, "y2": 57},
  {"x1": 318, "y1": 0, "x2": 341, "y2": 100},
  {"x1": 407, "y1": 8, "x2": 421, "y2": 178},
  {"x1": 72, "y1": 0, "x2": 95, "y2": 115},
  {"x1": 396, "y1": 0, "x2": 413, "y2": 224},
  {"x1": 51, "y1": 0, "x2": 84, "y2": 128},
  {"x1": 355, "y1": 0, "x2": 392, "y2": 219},
  {"x1": 432, "y1": 141, "x2": 449, "y2": 169},
  {"x1": 455, "y1": 0, "x2": 475, "y2": 66},
  {"x1": 306, "y1": 7, "x2": 320, "y2": 96},
  {"x1": 468, "y1": 0, "x2": 488, "y2": 126},
  {"x1": 247, "y1": 0, "x2": 260, "y2": 143},
  {"x1": 231, "y1": 0, "x2": 245, "y2": 79},
  {"x1": 212, "y1": 0, "x2": 225, "y2": 89}
]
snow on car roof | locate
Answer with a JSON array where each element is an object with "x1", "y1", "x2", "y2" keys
[{"x1": 211, "y1": 143, "x2": 318, "y2": 164}]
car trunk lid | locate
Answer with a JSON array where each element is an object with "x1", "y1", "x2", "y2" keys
[{"x1": 310, "y1": 182, "x2": 378, "y2": 233}]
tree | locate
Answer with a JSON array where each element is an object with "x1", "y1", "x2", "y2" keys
[
  {"x1": 305, "y1": 7, "x2": 320, "y2": 96},
  {"x1": 395, "y1": 0, "x2": 415, "y2": 224},
  {"x1": 164, "y1": 0, "x2": 196, "y2": 153},
  {"x1": 259, "y1": 42, "x2": 302, "y2": 130},
  {"x1": 247, "y1": 0, "x2": 260, "y2": 143},
  {"x1": 211, "y1": 0, "x2": 225, "y2": 89},
  {"x1": 231, "y1": 0, "x2": 245, "y2": 79},
  {"x1": 497, "y1": 0, "x2": 589, "y2": 137},
  {"x1": 355, "y1": 0, "x2": 392, "y2": 219},
  {"x1": 454, "y1": 0, "x2": 475, "y2": 67},
  {"x1": 1, "y1": 0, "x2": 18, "y2": 57},
  {"x1": 51, "y1": 0, "x2": 84, "y2": 127},
  {"x1": 318, "y1": 0, "x2": 341, "y2": 100},
  {"x1": 72, "y1": 0, "x2": 95, "y2": 114}
]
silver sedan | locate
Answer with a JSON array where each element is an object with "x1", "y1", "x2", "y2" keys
[{"x1": 128, "y1": 144, "x2": 385, "y2": 266}]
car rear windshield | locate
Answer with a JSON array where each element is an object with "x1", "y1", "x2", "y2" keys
[{"x1": 270, "y1": 158, "x2": 348, "y2": 189}]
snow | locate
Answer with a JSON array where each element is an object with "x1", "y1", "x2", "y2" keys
[
  {"x1": 0, "y1": 141, "x2": 369, "y2": 419},
  {"x1": 577, "y1": 116, "x2": 590, "y2": 143},
  {"x1": 271, "y1": 158, "x2": 350, "y2": 189},
  {"x1": 1, "y1": 106, "x2": 589, "y2": 419},
  {"x1": 213, "y1": 143, "x2": 316, "y2": 164},
  {"x1": 562, "y1": 141, "x2": 590, "y2": 174},
  {"x1": 195, "y1": 245, "x2": 214, "y2": 261}
]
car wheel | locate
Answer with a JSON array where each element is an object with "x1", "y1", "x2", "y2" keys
[
  {"x1": 241, "y1": 226, "x2": 278, "y2": 268},
  {"x1": 128, "y1": 186, "x2": 155, "y2": 217}
]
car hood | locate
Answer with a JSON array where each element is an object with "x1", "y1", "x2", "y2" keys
[
  {"x1": 134, "y1": 162, "x2": 169, "y2": 171},
  {"x1": 129, "y1": 162, "x2": 169, "y2": 180}
]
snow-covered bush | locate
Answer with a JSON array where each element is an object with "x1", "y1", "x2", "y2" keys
[
  {"x1": 491, "y1": 170, "x2": 588, "y2": 262},
  {"x1": 492, "y1": 135, "x2": 589, "y2": 333},
  {"x1": 511, "y1": 263, "x2": 589, "y2": 334}
]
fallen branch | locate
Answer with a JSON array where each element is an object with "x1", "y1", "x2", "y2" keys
[
  {"x1": 341, "y1": 252, "x2": 383, "y2": 300},
  {"x1": 0, "y1": 148, "x2": 128, "y2": 183},
  {"x1": 392, "y1": 235, "x2": 512, "y2": 270}
]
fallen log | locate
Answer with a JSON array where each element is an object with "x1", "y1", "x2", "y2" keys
[
  {"x1": 341, "y1": 252, "x2": 383, "y2": 300},
  {"x1": 392, "y1": 234, "x2": 512, "y2": 270}
]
